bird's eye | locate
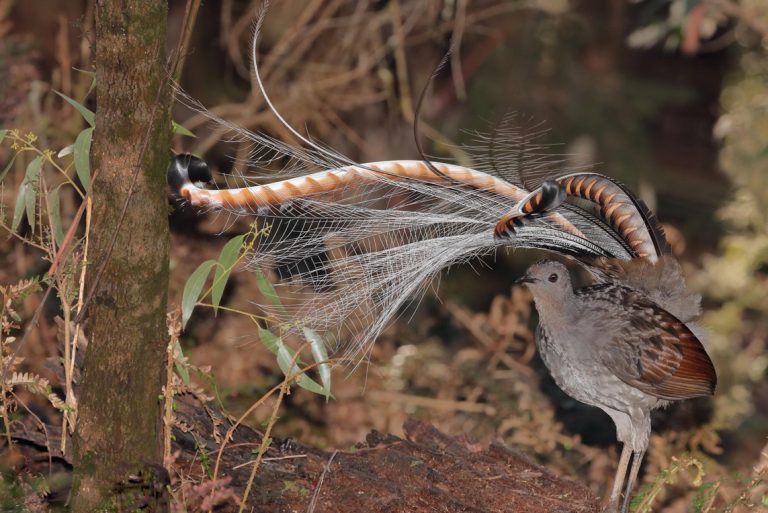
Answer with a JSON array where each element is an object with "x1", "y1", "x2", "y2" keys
[{"x1": 548, "y1": 273, "x2": 558, "y2": 283}]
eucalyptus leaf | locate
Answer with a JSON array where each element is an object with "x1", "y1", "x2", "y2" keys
[
  {"x1": 57, "y1": 144, "x2": 74, "y2": 158},
  {"x1": 258, "y1": 328, "x2": 326, "y2": 396},
  {"x1": 54, "y1": 90, "x2": 95, "y2": 127},
  {"x1": 212, "y1": 234, "x2": 245, "y2": 313},
  {"x1": 172, "y1": 120, "x2": 196, "y2": 137},
  {"x1": 174, "y1": 339, "x2": 190, "y2": 385},
  {"x1": 258, "y1": 327, "x2": 280, "y2": 355},
  {"x1": 0, "y1": 155, "x2": 17, "y2": 184},
  {"x1": 11, "y1": 182, "x2": 27, "y2": 232},
  {"x1": 73, "y1": 67, "x2": 97, "y2": 96},
  {"x1": 23, "y1": 156, "x2": 43, "y2": 232},
  {"x1": 181, "y1": 259, "x2": 216, "y2": 329},
  {"x1": 254, "y1": 268, "x2": 288, "y2": 316},
  {"x1": 74, "y1": 127, "x2": 93, "y2": 194},
  {"x1": 276, "y1": 344, "x2": 326, "y2": 395},
  {"x1": 303, "y1": 327, "x2": 332, "y2": 399},
  {"x1": 47, "y1": 188, "x2": 64, "y2": 245}
]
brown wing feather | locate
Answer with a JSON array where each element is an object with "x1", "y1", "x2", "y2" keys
[{"x1": 601, "y1": 292, "x2": 716, "y2": 401}]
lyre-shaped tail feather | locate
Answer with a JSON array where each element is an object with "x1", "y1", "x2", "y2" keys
[
  {"x1": 168, "y1": 155, "x2": 588, "y2": 239},
  {"x1": 556, "y1": 173, "x2": 669, "y2": 260},
  {"x1": 167, "y1": 1, "x2": 670, "y2": 366},
  {"x1": 494, "y1": 180, "x2": 567, "y2": 238}
]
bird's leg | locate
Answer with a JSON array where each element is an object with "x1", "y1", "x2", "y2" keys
[
  {"x1": 620, "y1": 450, "x2": 645, "y2": 513},
  {"x1": 606, "y1": 444, "x2": 632, "y2": 512}
]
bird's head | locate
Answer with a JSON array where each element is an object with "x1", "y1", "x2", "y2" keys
[{"x1": 515, "y1": 260, "x2": 573, "y2": 301}]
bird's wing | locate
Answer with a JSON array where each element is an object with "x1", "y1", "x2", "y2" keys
[
  {"x1": 593, "y1": 288, "x2": 716, "y2": 401},
  {"x1": 580, "y1": 256, "x2": 702, "y2": 323}
]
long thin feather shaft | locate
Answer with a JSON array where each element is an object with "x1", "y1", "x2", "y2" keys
[{"x1": 174, "y1": 159, "x2": 587, "y2": 238}]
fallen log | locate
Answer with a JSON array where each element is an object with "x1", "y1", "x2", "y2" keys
[{"x1": 8, "y1": 390, "x2": 599, "y2": 513}]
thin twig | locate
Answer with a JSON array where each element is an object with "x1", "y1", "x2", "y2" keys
[
  {"x1": 237, "y1": 359, "x2": 296, "y2": 513},
  {"x1": 307, "y1": 450, "x2": 338, "y2": 513},
  {"x1": 210, "y1": 356, "x2": 331, "y2": 483},
  {"x1": 230, "y1": 454, "x2": 307, "y2": 470},
  {"x1": 389, "y1": 0, "x2": 414, "y2": 122},
  {"x1": 450, "y1": 0, "x2": 468, "y2": 101},
  {"x1": 0, "y1": 163, "x2": 86, "y2": 387},
  {"x1": 164, "y1": 309, "x2": 181, "y2": 469},
  {"x1": 368, "y1": 390, "x2": 497, "y2": 415},
  {"x1": 171, "y1": 0, "x2": 202, "y2": 86}
]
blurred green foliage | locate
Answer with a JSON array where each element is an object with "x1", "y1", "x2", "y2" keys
[{"x1": 695, "y1": 49, "x2": 768, "y2": 431}]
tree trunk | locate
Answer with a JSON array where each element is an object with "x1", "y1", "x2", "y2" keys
[{"x1": 72, "y1": 1, "x2": 171, "y2": 511}]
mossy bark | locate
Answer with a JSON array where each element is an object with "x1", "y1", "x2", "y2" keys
[{"x1": 72, "y1": 2, "x2": 171, "y2": 511}]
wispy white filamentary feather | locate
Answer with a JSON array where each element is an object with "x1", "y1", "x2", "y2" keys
[{"x1": 171, "y1": 4, "x2": 660, "y2": 367}]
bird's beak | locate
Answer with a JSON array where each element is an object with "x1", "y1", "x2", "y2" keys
[{"x1": 514, "y1": 275, "x2": 536, "y2": 285}]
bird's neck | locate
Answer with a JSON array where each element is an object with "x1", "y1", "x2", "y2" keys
[{"x1": 532, "y1": 291, "x2": 576, "y2": 327}]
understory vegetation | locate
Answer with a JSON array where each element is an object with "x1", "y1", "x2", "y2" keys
[{"x1": 0, "y1": 1, "x2": 766, "y2": 511}]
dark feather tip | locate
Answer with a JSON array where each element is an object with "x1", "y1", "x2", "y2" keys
[
  {"x1": 167, "y1": 154, "x2": 211, "y2": 195},
  {"x1": 539, "y1": 180, "x2": 567, "y2": 213}
]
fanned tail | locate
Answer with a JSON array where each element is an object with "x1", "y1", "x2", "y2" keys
[{"x1": 168, "y1": 3, "x2": 672, "y2": 367}]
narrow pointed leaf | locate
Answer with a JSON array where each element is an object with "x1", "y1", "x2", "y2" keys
[
  {"x1": 212, "y1": 234, "x2": 245, "y2": 313},
  {"x1": 172, "y1": 120, "x2": 196, "y2": 137},
  {"x1": 254, "y1": 268, "x2": 288, "y2": 316},
  {"x1": 276, "y1": 343, "x2": 326, "y2": 395},
  {"x1": 53, "y1": 90, "x2": 95, "y2": 127},
  {"x1": 174, "y1": 339, "x2": 190, "y2": 385},
  {"x1": 303, "y1": 328, "x2": 332, "y2": 399},
  {"x1": 11, "y1": 182, "x2": 27, "y2": 232},
  {"x1": 24, "y1": 156, "x2": 43, "y2": 232},
  {"x1": 57, "y1": 144, "x2": 74, "y2": 158},
  {"x1": 258, "y1": 328, "x2": 280, "y2": 355},
  {"x1": 47, "y1": 188, "x2": 64, "y2": 245},
  {"x1": 74, "y1": 127, "x2": 93, "y2": 194},
  {"x1": 73, "y1": 67, "x2": 97, "y2": 96},
  {"x1": 258, "y1": 328, "x2": 326, "y2": 396},
  {"x1": 0, "y1": 155, "x2": 17, "y2": 184},
  {"x1": 181, "y1": 259, "x2": 216, "y2": 329},
  {"x1": 0, "y1": 129, "x2": 6, "y2": 145}
]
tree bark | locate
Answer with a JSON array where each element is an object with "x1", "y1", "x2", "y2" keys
[{"x1": 72, "y1": 1, "x2": 171, "y2": 511}]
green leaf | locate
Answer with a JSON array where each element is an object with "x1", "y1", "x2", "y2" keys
[
  {"x1": 174, "y1": 339, "x2": 190, "y2": 385},
  {"x1": 275, "y1": 343, "x2": 325, "y2": 395},
  {"x1": 24, "y1": 156, "x2": 43, "y2": 232},
  {"x1": 74, "y1": 127, "x2": 93, "y2": 194},
  {"x1": 181, "y1": 259, "x2": 216, "y2": 329},
  {"x1": 53, "y1": 90, "x2": 95, "y2": 127},
  {"x1": 47, "y1": 188, "x2": 64, "y2": 245},
  {"x1": 258, "y1": 328, "x2": 327, "y2": 396},
  {"x1": 11, "y1": 182, "x2": 27, "y2": 232},
  {"x1": 258, "y1": 327, "x2": 280, "y2": 355},
  {"x1": 0, "y1": 129, "x2": 6, "y2": 145},
  {"x1": 212, "y1": 234, "x2": 245, "y2": 313},
  {"x1": 303, "y1": 328, "x2": 332, "y2": 399},
  {"x1": 254, "y1": 268, "x2": 288, "y2": 316},
  {"x1": 57, "y1": 144, "x2": 74, "y2": 158},
  {"x1": 172, "y1": 120, "x2": 196, "y2": 137},
  {"x1": 73, "y1": 67, "x2": 97, "y2": 96},
  {"x1": 0, "y1": 154, "x2": 17, "y2": 184}
]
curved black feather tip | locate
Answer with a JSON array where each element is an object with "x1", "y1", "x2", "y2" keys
[
  {"x1": 534, "y1": 180, "x2": 567, "y2": 218},
  {"x1": 493, "y1": 180, "x2": 567, "y2": 238},
  {"x1": 167, "y1": 153, "x2": 211, "y2": 196}
]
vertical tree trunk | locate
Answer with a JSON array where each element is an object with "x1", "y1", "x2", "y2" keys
[{"x1": 72, "y1": 1, "x2": 171, "y2": 511}]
